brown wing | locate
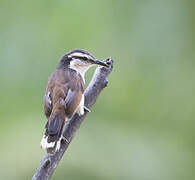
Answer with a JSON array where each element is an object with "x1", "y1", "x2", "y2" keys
[
  {"x1": 44, "y1": 90, "x2": 52, "y2": 119},
  {"x1": 65, "y1": 88, "x2": 83, "y2": 118},
  {"x1": 44, "y1": 68, "x2": 85, "y2": 120},
  {"x1": 42, "y1": 68, "x2": 84, "y2": 153}
]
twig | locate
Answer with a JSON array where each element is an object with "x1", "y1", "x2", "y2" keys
[{"x1": 32, "y1": 59, "x2": 113, "y2": 180}]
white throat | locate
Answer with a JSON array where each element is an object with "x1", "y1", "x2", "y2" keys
[{"x1": 69, "y1": 59, "x2": 93, "y2": 83}]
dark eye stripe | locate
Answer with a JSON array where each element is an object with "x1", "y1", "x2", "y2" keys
[{"x1": 72, "y1": 55, "x2": 89, "y2": 61}]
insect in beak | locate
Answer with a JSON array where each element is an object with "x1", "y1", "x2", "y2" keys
[{"x1": 94, "y1": 59, "x2": 109, "y2": 67}]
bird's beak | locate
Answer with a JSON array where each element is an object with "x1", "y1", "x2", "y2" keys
[{"x1": 94, "y1": 59, "x2": 109, "y2": 67}]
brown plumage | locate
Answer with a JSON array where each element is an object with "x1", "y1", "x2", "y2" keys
[
  {"x1": 42, "y1": 67, "x2": 84, "y2": 153},
  {"x1": 40, "y1": 49, "x2": 108, "y2": 153}
]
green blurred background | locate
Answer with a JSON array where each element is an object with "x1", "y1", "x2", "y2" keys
[{"x1": 0, "y1": 0, "x2": 193, "y2": 179}]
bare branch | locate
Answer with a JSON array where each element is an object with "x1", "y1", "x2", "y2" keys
[{"x1": 32, "y1": 59, "x2": 113, "y2": 180}]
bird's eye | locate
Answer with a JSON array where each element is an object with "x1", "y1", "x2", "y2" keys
[
  {"x1": 68, "y1": 56, "x2": 73, "y2": 60},
  {"x1": 82, "y1": 56, "x2": 88, "y2": 61}
]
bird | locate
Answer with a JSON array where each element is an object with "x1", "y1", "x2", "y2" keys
[{"x1": 40, "y1": 49, "x2": 109, "y2": 153}]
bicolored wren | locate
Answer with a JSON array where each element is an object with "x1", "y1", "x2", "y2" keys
[{"x1": 40, "y1": 49, "x2": 109, "y2": 153}]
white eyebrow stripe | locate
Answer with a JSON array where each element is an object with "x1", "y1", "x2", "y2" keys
[{"x1": 68, "y1": 52, "x2": 90, "y2": 59}]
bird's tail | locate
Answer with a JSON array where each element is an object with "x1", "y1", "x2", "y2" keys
[{"x1": 41, "y1": 114, "x2": 66, "y2": 154}]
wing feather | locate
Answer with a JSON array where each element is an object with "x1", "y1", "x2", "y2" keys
[{"x1": 44, "y1": 91, "x2": 52, "y2": 119}]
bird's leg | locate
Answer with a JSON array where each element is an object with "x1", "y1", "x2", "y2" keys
[
  {"x1": 84, "y1": 106, "x2": 91, "y2": 112},
  {"x1": 61, "y1": 136, "x2": 69, "y2": 144}
]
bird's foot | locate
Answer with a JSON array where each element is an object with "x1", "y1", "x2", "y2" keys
[
  {"x1": 84, "y1": 106, "x2": 91, "y2": 113},
  {"x1": 61, "y1": 136, "x2": 69, "y2": 144}
]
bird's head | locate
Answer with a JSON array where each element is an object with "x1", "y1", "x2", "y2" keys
[
  {"x1": 67, "y1": 49, "x2": 108, "y2": 67},
  {"x1": 58, "y1": 49, "x2": 109, "y2": 78}
]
